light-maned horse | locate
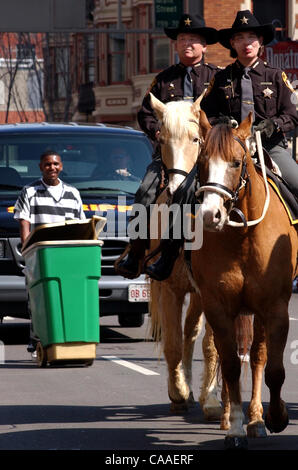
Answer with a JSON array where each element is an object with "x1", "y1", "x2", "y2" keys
[
  {"x1": 148, "y1": 93, "x2": 222, "y2": 420},
  {"x1": 148, "y1": 94, "x2": 297, "y2": 449}
]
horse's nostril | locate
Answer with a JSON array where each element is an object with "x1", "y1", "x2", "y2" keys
[{"x1": 215, "y1": 210, "x2": 221, "y2": 221}]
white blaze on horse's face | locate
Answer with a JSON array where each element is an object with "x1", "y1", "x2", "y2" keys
[
  {"x1": 200, "y1": 156, "x2": 230, "y2": 231},
  {"x1": 150, "y1": 92, "x2": 204, "y2": 196},
  {"x1": 161, "y1": 126, "x2": 199, "y2": 195}
]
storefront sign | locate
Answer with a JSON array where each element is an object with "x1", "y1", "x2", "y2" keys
[{"x1": 265, "y1": 40, "x2": 298, "y2": 82}]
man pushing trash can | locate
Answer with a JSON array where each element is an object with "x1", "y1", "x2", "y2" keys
[{"x1": 14, "y1": 150, "x2": 86, "y2": 359}]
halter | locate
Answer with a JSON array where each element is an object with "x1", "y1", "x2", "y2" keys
[
  {"x1": 196, "y1": 136, "x2": 249, "y2": 224},
  {"x1": 196, "y1": 130, "x2": 271, "y2": 228}
]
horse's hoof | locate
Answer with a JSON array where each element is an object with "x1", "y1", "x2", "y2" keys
[
  {"x1": 247, "y1": 421, "x2": 267, "y2": 438},
  {"x1": 203, "y1": 405, "x2": 222, "y2": 422},
  {"x1": 224, "y1": 435, "x2": 248, "y2": 450},
  {"x1": 265, "y1": 410, "x2": 289, "y2": 433},
  {"x1": 187, "y1": 392, "x2": 196, "y2": 407},
  {"x1": 170, "y1": 401, "x2": 189, "y2": 414}
]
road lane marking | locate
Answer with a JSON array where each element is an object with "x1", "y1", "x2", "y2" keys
[{"x1": 101, "y1": 355, "x2": 159, "y2": 375}]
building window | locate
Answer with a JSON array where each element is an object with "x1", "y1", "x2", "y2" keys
[
  {"x1": 17, "y1": 43, "x2": 36, "y2": 62},
  {"x1": 253, "y1": 0, "x2": 287, "y2": 41},
  {"x1": 85, "y1": 34, "x2": 95, "y2": 84},
  {"x1": 108, "y1": 26, "x2": 125, "y2": 83},
  {"x1": 55, "y1": 47, "x2": 70, "y2": 99},
  {"x1": 150, "y1": 35, "x2": 170, "y2": 72}
]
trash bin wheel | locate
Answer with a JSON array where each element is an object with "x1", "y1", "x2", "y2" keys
[
  {"x1": 84, "y1": 359, "x2": 94, "y2": 367},
  {"x1": 36, "y1": 342, "x2": 47, "y2": 367}
]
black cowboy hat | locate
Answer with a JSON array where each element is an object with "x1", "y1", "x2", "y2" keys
[
  {"x1": 164, "y1": 13, "x2": 218, "y2": 45},
  {"x1": 218, "y1": 10, "x2": 275, "y2": 50}
]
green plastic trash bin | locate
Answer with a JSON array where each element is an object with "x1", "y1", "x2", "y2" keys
[
  {"x1": 24, "y1": 240, "x2": 102, "y2": 346},
  {"x1": 22, "y1": 217, "x2": 106, "y2": 366}
]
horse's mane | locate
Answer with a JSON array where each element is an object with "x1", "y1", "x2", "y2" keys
[
  {"x1": 162, "y1": 101, "x2": 195, "y2": 139},
  {"x1": 204, "y1": 123, "x2": 236, "y2": 162}
]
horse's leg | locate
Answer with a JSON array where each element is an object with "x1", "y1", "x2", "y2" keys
[
  {"x1": 220, "y1": 377, "x2": 231, "y2": 430},
  {"x1": 207, "y1": 311, "x2": 247, "y2": 449},
  {"x1": 263, "y1": 302, "x2": 289, "y2": 433},
  {"x1": 247, "y1": 315, "x2": 268, "y2": 438},
  {"x1": 160, "y1": 284, "x2": 189, "y2": 412},
  {"x1": 182, "y1": 293, "x2": 203, "y2": 406},
  {"x1": 199, "y1": 321, "x2": 222, "y2": 421}
]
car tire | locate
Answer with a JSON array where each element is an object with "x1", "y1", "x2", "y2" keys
[{"x1": 118, "y1": 313, "x2": 144, "y2": 327}]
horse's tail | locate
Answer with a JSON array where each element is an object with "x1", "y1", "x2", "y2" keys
[{"x1": 148, "y1": 279, "x2": 162, "y2": 342}]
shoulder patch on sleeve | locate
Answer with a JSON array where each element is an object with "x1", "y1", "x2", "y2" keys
[{"x1": 282, "y1": 71, "x2": 295, "y2": 93}]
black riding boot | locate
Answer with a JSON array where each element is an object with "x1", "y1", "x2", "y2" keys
[
  {"x1": 144, "y1": 239, "x2": 182, "y2": 281},
  {"x1": 114, "y1": 238, "x2": 147, "y2": 279}
]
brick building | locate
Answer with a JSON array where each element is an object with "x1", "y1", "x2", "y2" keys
[
  {"x1": 72, "y1": 0, "x2": 298, "y2": 128},
  {"x1": 0, "y1": 33, "x2": 45, "y2": 124},
  {"x1": 0, "y1": 1, "x2": 296, "y2": 126}
]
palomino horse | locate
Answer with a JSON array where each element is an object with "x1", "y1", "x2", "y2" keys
[
  {"x1": 148, "y1": 93, "x2": 222, "y2": 419},
  {"x1": 193, "y1": 115, "x2": 297, "y2": 448}
]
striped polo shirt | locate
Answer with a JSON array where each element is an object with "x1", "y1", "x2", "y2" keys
[{"x1": 14, "y1": 178, "x2": 85, "y2": 231}]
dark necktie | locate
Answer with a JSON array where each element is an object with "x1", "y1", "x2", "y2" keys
[
  {"x1": 184, "y1": 66, "x2": 194, "y2": 102},
  {"x1": 241, "y1": 67, "x2": 255, "y2": 122}
]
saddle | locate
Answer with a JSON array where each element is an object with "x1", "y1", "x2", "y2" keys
[{"x1": 252, "y1": 147, "x2": 298, "y2": 225}]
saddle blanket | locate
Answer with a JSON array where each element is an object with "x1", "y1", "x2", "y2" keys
[{"x1": 256, "y1": 165, "x2": 298, "y2": 225}]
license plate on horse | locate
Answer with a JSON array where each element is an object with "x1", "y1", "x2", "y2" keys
[{"x1": 128, "y1": 284, "x2": 150, "y2": 302}]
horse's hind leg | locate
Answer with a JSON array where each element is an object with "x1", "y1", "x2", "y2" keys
[
  {"x1": 199, "y1": 321, "x2": 222, "y2": 421},
  {"x1": 182, "y1": 293, "x2": 203, "y2": 406},
  {"x1": 263, "y1": 303, "x2": 289, "y2": 433},
  {"x1": 161, "y1": 285, "x2": 189, "y2": 412},
  {"x1": 247, "y1": 315, "x2": 267, "y2": 438}
]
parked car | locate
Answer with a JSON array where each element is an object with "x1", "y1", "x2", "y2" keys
[{"x1": 0, "y1": 122, "x2": 152, "y2": 327}]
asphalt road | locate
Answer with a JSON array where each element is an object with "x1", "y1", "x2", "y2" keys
[{"x1": 0, "y1": 294, "x2": 297, "y2": 459}]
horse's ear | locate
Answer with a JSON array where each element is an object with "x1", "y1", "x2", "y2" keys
[
  {"x1": 237, "y1": 112, "x2": 253, "y2": 139},
  {"x1": 191, "y1": 89, "x2": 206, "y2": 116},
  {"x1": 150, "y1": 92, "x2": 165, "y2": 120},
  {"x1": 199, "y1": 109, "x2": 212, "y2": 139}
]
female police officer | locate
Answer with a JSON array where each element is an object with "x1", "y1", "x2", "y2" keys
[{"x1": 202, "y1": 10, "x2": 298, "y2": 197}]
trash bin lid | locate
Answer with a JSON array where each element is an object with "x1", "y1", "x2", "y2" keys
[{"x1": 22, "y1": 216, "x2": 106, "y2": 253}]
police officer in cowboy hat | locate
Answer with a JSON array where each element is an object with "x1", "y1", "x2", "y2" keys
[
  {"x1": 202, "y1": 10, "x2": 298, "y2": 197},
  {"x1": 115, "y1": 13, "x2": 219, "y2": 281}
]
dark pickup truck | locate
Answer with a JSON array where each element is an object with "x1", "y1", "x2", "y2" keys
[{"x1": 0, "y1": 122, "x2": 152, "y2": 327}]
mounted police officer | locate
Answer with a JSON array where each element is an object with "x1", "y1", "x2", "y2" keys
[
  {"x1": 202, "y1": 10, "x2": 298, "y2": 197},
  {"x1": 115, "y1": 13, "x2": 219, "y2": 281}
]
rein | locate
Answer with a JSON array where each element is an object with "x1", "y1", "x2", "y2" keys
[
  {"x1": 228, "y1": 130, "x2": 270, "y2": 227},
  {"x1": 196, "y1": 130, "x2": 270, "y2": 228}
]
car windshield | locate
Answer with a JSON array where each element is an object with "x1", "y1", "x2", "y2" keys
[{"x1": 0, "y1": 131, "x2": 152, "y2": 195}]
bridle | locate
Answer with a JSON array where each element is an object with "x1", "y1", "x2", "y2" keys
[
  {"x1": 196, "y1": 135, "x2": 250, "y2": 227},
  {"x1": 196, "y1": 130, "x2": 271, "y2": 228},
  {"x1": 162, "y1": 118, "x2": 203, "y2": 179}
]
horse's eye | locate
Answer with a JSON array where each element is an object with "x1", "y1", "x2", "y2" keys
[
  {"x1": 232, "y1": 160, "x2": 241, "y2": 168},
  {"x1": 193, "y1": 137, "x2": 199, "y2": 143}
]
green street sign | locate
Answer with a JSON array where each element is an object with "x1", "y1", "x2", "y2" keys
[{"x1": 155, "y1": 0, "x2": 183, "y2": 29}]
